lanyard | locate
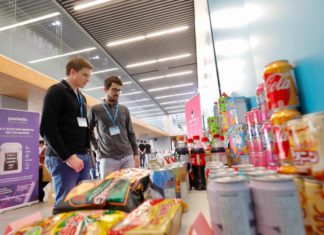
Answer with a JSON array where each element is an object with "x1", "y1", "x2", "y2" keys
[
  {"x1": 102, "y1": 103, "x2": 119, "y2": 126},
  {"x1": 76, "y1": 91, "x2": 84, "y2": 117}
]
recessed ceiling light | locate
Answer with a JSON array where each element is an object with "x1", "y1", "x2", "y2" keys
[
  {"x1": 146, "y1": 26, "x2": 189, "y2": 38},
  {"x1": 74, "y1": 0, "x2": 113, "y2": 11},
  {"x1": 28, "y1": 47, "x2": 96, "y2": 63},
  {"x1": 84, "y1": 82, "x2": 131, "y2": 92},
  {"x1": 131, "y1": 109, "x2": 161, "y2": 114},
  {"x1": 107, "y1": 26, "x2": 188, "y2": 47},
  {"x1": 135, "y1": 113, "x2": 164, "y2": 118},
  {"x1": 148, "y1": 83, "x2": 194, "y2": 92},
  {"x1": 128, "y1": 104, "x2": 155, "y2": 110},
  {"x1": 0, "y1": 12, "x2": 60, "y2": 32},
  {"x1": 139, "y1": 70, "x2": 192, "y2": 82},
  {"x1": 160, "y1": 99, "x2": 189, "y2": 105},
  {"x1": 164, "y1": 105, "x2": 185, "y2": 110},
  {"x1": 51, "y1": 20, "x2": 61, "y2": 26},
  {"x1": 155, "y1": 91, "x2": 195, "y2": 99},
  {"x1": 126, "y1": 53, "x2": 191, "y2": 68},
  {"x1": 122, "y1": 98, "x2": 150, "y2": 104},
  {"x1": 91, "y1": 68, "x2": 118, "y2": 74},
  {"x1": 121, "y1": 91, "x2": 142, "y2": 96}
]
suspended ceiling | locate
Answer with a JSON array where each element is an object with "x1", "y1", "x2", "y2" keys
[{"x1": 0, "y1": 0, "x2": 197, "y2": 130}]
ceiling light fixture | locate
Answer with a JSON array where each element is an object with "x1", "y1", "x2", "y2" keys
[
  {"x1": 122, "y1": 98, "x2": 150, "y2": 104},
  {"x1": 168, "y1": 109, "x2": 185, "y2": 113},
  {"x1": 155, "y1": 91, "x2": 195, "y2": 99},
  {"x1": 91, "y1": 68, "x2": 118, "y2": 74},
  {"x1": 139, "y1": 70, "x2": 192, "y2": 82},
  {"x1": 131, "y1": 109, "x2": 161, "y2": 114},
  {"x1": 0, "y1": 12, "x2": 60, "y2": 32},
  {"x1": 160, "y1": 99, "x2": 189, "y2": 105},
  {"x1": 126, "y1": 53, "x2": 191, "y2": 68},
  {"x1": 121, "y1": 91, "x2": 142, "y2": 96},
  {"x1": 74, "y1": 0, "x2": 113, "y2": 11},
  {"x1": 146, "y1": 26, "x2": 189, "y2": 38},
  {"x1": 107, "y1": 25, "x2": 188, "y2": 47},
  {"x1": 164, "y1": 105, "x2": 185, "y2": 110},
  {"x1": 28, "y1": 47, "x2": 96, "y2": 63},
  {"x1": 135, "y1": 113, "x2": 164, "y2": 118},
  {"x1": 107, "y1": 36, "x2": 146, "y2": 47},
  {"x1": 148, "y1": 83, "x2": 194, "y2": 92},
  {"x1": 128, "y1": 104, "x2": 155, "y2": 110}
]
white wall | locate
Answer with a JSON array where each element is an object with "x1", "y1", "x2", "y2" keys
[
  {"x1": 151, "y1": 137, "x2": 172, "y2": 152},
  {"x1": 0, "y1": 95, "x2": 27, "y2": 110}
]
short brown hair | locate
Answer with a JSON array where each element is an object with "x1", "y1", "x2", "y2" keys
[
  {"x1": 66, "y1": 57, "x2": 93, "y2": 76},
  {"x1": 104, "y1": 75, "x2": 123, "y2": 89}
]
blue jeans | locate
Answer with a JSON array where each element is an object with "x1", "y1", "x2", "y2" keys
[{"x1": 45, "y1": 154, "x2": 91, "y2": 207}]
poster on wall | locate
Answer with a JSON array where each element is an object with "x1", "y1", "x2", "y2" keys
[
  {"x1": 185, "y1": 94, "x2": 203, "y2": 139},
  {"x1": 0, "y1": 108, "x2": 39, "y2": 212}
]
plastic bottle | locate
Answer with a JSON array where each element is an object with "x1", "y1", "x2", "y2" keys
[{"x1": 191, "y1": 135, "x2": 206, "y2": 190}]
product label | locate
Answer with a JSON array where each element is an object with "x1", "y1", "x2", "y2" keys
[
  {"x1": 275, "y1": 192, "x2": 305, "y2": 235},
  {"x1": 4, "y1": 152, "x2": 18, "y2": 171},
  {"x1": 218, "y1": 191, "x2": 255, "y2": 235}
]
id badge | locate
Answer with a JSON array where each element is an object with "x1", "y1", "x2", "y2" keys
[
  {"x1": 77, "y1": 117, "x2": 88, "y2": 127},
  {"x1": 109, "y1": 126, "x2": 121, "y2": 136}
]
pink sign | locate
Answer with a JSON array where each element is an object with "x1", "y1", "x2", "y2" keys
[{"x1": 185, "y1": 94, "x2": 203, "y2": 138}]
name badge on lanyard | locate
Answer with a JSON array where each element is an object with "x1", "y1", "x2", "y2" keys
[
  {"x1": 103, "y1": 103, "x2": 120, "y2": 136},
  {"x1": 76, "y1": 92, "x2": 88, "y2": 127}
]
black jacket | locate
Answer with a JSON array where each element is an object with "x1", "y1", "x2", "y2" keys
[{"x1": 40, "y1": 80, "x2": 90, "y2": 161}]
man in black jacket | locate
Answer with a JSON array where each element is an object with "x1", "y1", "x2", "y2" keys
[{"x1": 40, "y1": 57, "x2": 92, "y2": 210}]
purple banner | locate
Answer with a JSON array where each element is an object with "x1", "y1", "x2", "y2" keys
[{"x1": 0, "y1": 108, "x2": 39, "y2": 211}]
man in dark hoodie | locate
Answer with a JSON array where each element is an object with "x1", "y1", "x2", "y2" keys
[{"x1": 40, "y1": 57, "x2": 93, "y2": 211}]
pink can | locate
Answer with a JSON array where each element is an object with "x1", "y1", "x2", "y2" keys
[
  {"x1": 252, "y1": 109, "x2": 263, "y2": 152},
  {"x1": 256, "y1": 83, "x2": 270, "y2": 121},
  {"x1": 256, "y1": 151, "x2": 268, "y2": 167},
  {"x1": 262, "y1": 121, "x2": 278, "y2": 164},
  {"x1": 246, "y1": 111, "x2": 256, "y2": 155}
]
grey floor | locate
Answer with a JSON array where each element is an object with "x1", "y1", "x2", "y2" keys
[{"x1": 0, "y1": 190, "x2": 210, "y2": 235}]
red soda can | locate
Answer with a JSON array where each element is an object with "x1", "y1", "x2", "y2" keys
[
  {"x1": 263, "y1": 60, "x2": 299, "y2": 110},
  {"x1": 271, "y1": 108, "x2": 301, "y2": 162}
]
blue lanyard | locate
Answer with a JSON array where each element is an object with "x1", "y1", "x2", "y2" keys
[
  {"x1": 102, "y1": 103, "x2": 119, "y2": 126},
  {"x1": 76, "y1": 91, "x2": 84, "y2": 117}
]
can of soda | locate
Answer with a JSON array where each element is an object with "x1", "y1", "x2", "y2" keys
[
  {"x1": 250, "y1": 174, "x2": 305, "y2": 235},
  {"x1": 271, "y1": 107, "x2": 301, "y2": 162},
  {"x1": 293, "y1": 176, "x2": 313, "y2": 235},
  {"x1": 303, "y1": 112, "x2": 324, "y2": 180},
  {"x1": 263, "y1": 60, "x2": 299, "y2": 110},
  {"x1": 304, "y1": 178, "x2": 324, "y2": 234},
  {"x1": 207, "y1": 176, "x2": 255, "y2": 235},
  {"x1": 286, "y1": 118, "x2": 313, "y2": 176}
]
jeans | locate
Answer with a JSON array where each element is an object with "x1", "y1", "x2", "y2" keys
[
  {"x1": 45, "y1": 154, "x2": 91, "y2": 208},
  {"x1": 99, "y1": 154, "x2": 135, "y2": 179}
]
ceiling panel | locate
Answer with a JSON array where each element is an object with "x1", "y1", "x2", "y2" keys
[{"x1": 56, "y1": 0, "x2": 198, "y2": 119}]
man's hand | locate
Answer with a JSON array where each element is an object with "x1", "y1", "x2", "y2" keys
[
  {"x1": 66, "y1": 154, "x2": 84, "y2": 173},
  {"x1": 134, "y1": 155, "x2": 140, "y2": 168}
]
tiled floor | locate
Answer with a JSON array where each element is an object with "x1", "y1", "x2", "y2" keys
[{"x1": 0, "y1": 190, "x2": 210, "y2": 235}]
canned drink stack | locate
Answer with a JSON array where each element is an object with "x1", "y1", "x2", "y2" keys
[
  {"x1": 250, "y1": 175, "x2": 305, "y2": 235},
  {"x1": 207, "y1": 176, "x2": 256, "y2": 235}
]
